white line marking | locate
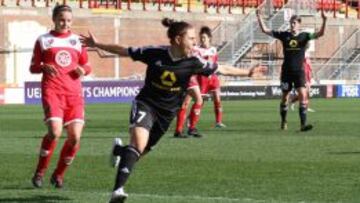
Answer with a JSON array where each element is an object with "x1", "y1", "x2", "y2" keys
[{"x1": 97, "y1": 191, "x2": 267, "y2": 202}]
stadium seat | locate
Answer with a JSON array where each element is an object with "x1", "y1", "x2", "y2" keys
[
  {"x1": 220, "y1": 0, "x2": 231, "y2": 7},
  {"x1": 316, "y1": 0, "x2": 341, "y2": 11},
  {"x1": 161, "y1": 0, "x2": 176, "y2": 6},
  {"x1": 272, "y1": 0, "x2": 283, "y2": 8},
  {"x1": 203, "y1": 0, "x2": 217, "y2": 7},
  {"x1": 245, "y1": 0, "x2": 259, "y2": 7}
]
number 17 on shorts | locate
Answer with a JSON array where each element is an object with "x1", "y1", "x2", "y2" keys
[{"x1": 129, "y1": 100, "x2": 155, "y2": 129}]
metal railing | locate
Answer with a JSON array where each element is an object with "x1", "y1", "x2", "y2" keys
[
  {"x1": 335, "y1": 55, "x2": 360, "y2": 80},
  {"x1": 330, "y1": 48, "x2": 360, "y2": 79},
  {"x1": 252, "y1": 3, "x2": 289, "y2": 43},
  {"x1": 217, "y1": 13, "x2": 256, "y2": 64},
  {"x1": 315, "y1": 29, "x2": 360, "y2": 79},
  {"x1": 217, "y1": 0, "x2": 289, "y2": 64},
  {"x1": 211, "y1": 20, "x2": 244, "y2": 49}
]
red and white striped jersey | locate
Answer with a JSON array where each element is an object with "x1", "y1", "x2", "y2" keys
[
  {"x1": 30, "y1": 30, "x2": 91, "y2": 96},
  {"x1": 193, "y1": 46, "x2": 218, "y2": 64}
]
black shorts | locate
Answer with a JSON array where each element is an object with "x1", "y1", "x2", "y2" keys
[
  {"x1": 280, "y1": 71, "x2": 306, "y2": 92},
  {"x1": 129, "y1": 100, "x2": 175, "y2": 151}
]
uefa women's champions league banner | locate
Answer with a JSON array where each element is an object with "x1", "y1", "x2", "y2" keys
[
  {"x1": 24, "y1": 81, "x2": 144, "y2": 104},
  {"x1": 24, "y1": 82, "x2": 356, "y2": 104}
]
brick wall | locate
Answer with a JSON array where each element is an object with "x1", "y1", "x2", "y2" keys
[{"x1": 0, "y1": 9, "x2": 358, "y2": 84}]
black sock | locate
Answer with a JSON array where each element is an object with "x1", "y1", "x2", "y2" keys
[
  {"x1": 280, "y1": 103, "x2": 288, "y2": 123},
  {"x1": 299, "y1": 103, "x2": 307, "y2": 127},
  {"x1": 113, "y1": 145, "x2": 124, "y2": 156},
  {"x1": 113, "y1": 145, "x2": 141, "y2": 190}
]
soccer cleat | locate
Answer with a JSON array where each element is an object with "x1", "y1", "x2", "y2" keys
[
  {"x1": 50, "y1": 174, "x2": 63, "y2": 189},
  {"x1": 109, "y1": 187, "x2": 128, "y2": 203},
  {"x1": 215, "y1": 123, "x2": 227, "y2": 128},
  {"x1": 187, "y1": 128, "x2": 203, "y2": 138},
  {"x1": 31, "y1": 174, "x2": 43, "y2": 188},
  {"x1": 307, "y1": 108, "x2": 316, "y2": 113},
  {"x1": 110, "y1": 138, "x2": 123, "y2": 168},
  {"x1": 280, "y1": 122, "x2": 288, "y2": 130},
  {"x1": 300, "y1": 124, "x2": 313, "y2": 132},
  {"x1": 173, "y1": 132, "x2": 188, "y2": 138}
]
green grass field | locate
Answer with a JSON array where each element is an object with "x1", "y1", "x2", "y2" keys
[{"x1": 0, "y1": 99, "x2": 360, "y2": 203}]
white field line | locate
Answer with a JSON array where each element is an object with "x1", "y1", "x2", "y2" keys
[{"x1": 98, "y1": 192, "x2": 269, "y2": 203}]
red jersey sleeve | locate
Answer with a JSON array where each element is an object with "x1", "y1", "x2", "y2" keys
[
  {"x1": 79, "y1": 46, "x2": 91, "y2": 75},
  {"x1": 29, "y1": 40, "x2": 43, "y2": 74}
]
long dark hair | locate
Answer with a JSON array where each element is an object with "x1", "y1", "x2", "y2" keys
[
  {"x1": 52, "y1": 4, "x2": 72, "y2": 21},
  {"x1": 161, "y1": 18, "x2": 193, "y2": 43}
]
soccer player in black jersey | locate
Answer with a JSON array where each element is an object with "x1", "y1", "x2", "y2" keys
[
  {"x1": 81, "y1": 18, "x2": 266, "y2": 203},
  {"x1": 256, "y1": 10, "x2": 326, "y2": 132}
]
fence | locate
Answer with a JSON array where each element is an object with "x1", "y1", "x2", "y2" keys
[
  {"x1": 316, "y1": 29, "x2": 360, "y2": 80},
  {"x1": 1, "y1": 0, "x2": 359, "y2": 17}
]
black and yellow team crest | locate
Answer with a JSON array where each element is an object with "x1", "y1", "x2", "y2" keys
[
  {"x1": 160, "y1": 70, "x2": 177, "y2": 87},
  {"x1": 289, "y1": 39, "x2": 298, "y2": 48}
]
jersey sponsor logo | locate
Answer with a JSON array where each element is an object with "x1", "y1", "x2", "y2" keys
[
  {"x1": 69, "y1": 39, "x2": 77, "y2": 46},
  {"x1": 151, "y1": 82, "x2": 181, "y2": 92},
  {"x1": 151, "y1": 70, "x2": 180, "y2": 92},
  {"x1": 55, "y1": 50, "x2": 72, "y2": 67},
  {"x1": 160, "y1": 70, "x2": 177, "y2": 87},
  {"x1": 44, "y1": 39, "x2": 54, "y2": 49},
  {"x1": 289, "y1": 39, "x2": 298, "y2": 48},
  {"x1": 43, "y1": 38, "x2": 55, "y2": 49}
]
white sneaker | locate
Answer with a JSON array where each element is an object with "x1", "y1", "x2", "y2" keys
[
  {"x1": 110, "y1": 138, "x2": 123, "y2": 168},
  {"x1": 109, "y1": 187, "x2": 128, "y2": 203},
  {"x1": 215, "y1": 123, "x2": 226, "y2": 128},
  {"x1": 308, "y1": 108, "x2": 316, "y2": 113}
]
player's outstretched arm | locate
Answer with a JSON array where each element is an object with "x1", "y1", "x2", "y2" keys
[
  {"x1": 80, "y1": 31, "x2": 129, "y2": 57},
  {"x1": 256, "y1": 9, "x2": 272, "y2": 36},
  {"x1": 217, "y1": 64, "x2": 267, "y2": 77},
  {"x1": 314, "y1": 12, "x2": 327, "y2": 39}
]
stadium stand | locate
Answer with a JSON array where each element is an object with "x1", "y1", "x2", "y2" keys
[
  {"x1": 316, "y1": 0, "x2": 342, "y2": 11},
  {"x1": 1, "y1": 0, "x2": 359, "y2": 18},
  {"x1": 0, "y1": 0, "x2": 359, "y2": 86}
]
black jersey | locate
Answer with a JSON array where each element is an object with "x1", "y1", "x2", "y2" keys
[
  {"x1": 272, "y1": 31, "x2": 314, "y2": 73},
  {"x1": 128, "y1": 46, "x2": 217, "y2": 113}
]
